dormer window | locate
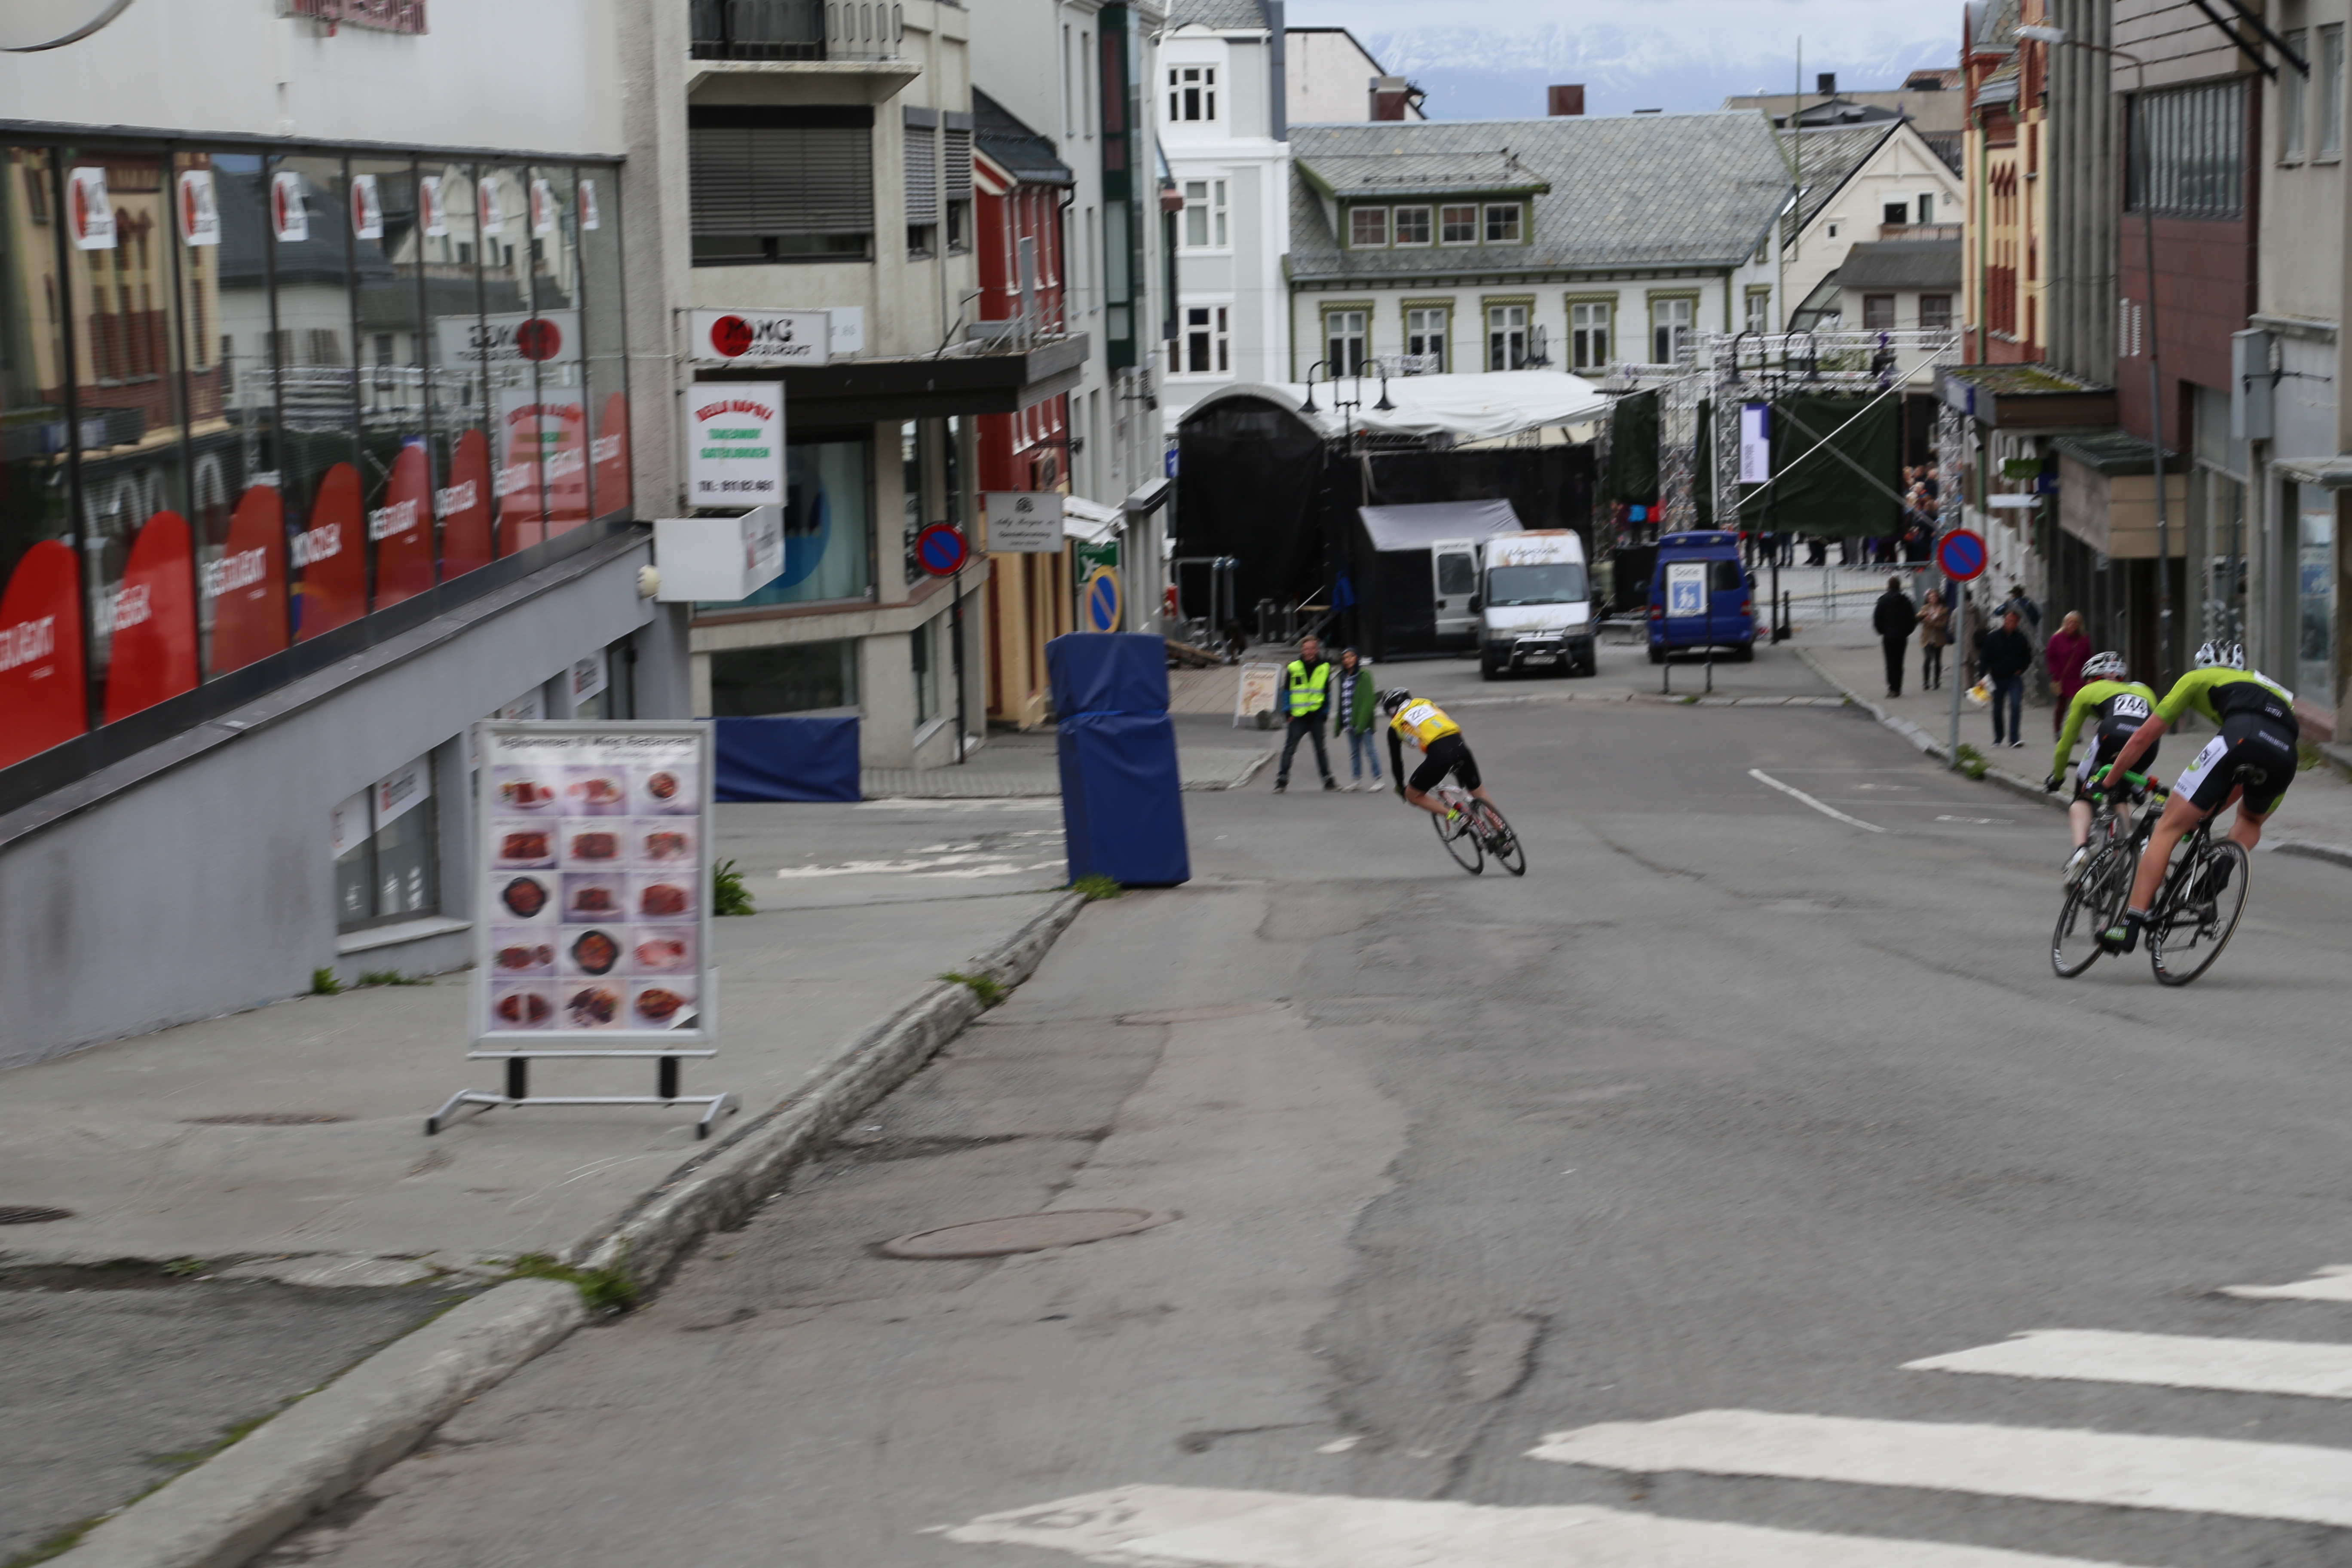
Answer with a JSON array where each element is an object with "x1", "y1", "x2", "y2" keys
[
  {"x1": 1349, "y1": 206, "x2": 1388, "y2": 247},
  {"x1": 1168, "y1": 65, "x2": 1217, "y2": 122}
]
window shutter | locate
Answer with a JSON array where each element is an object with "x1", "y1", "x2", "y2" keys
[
  {"x1": 904, "y1": 128, "x2": 938, "y2": 225},
  {"x1": 689, "y1": 123, "x2": 874, "y2": 235},
  {"x1": 943, "y1": 127, "x2": 973, "y2": 203}
]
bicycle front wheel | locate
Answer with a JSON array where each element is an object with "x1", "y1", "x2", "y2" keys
[
  {"x1": 2050, "y1": 849, "x2": 2121, "y2": 979},
  {"x1": 1433, "y1": 805, "x2": 1484, "y2": 874},
  {"x1": 2150, "y1": 839, "x2": 2250, "y2": 987},
  {"x1": 1479, "y1": 803, "x2": 1527, "y2": 877}
]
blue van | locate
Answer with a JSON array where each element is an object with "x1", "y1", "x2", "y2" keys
[{"x1": 1646, "y1": 531, "x2": 1758, "y2": 663}]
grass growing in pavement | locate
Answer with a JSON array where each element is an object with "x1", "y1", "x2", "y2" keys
[
  {"x1": 309, "y1": 968, "x2": 343, "y2": 995},
  {"x1": 505, "y1": 1253, "x2": 639, "y2": 1314},
  {"x1": 1954, "y1": 743, "x2": 1991, "y2": 781},
  {"x1": 940, "y1": 971, "x2": 1009, "y2": 1009},
  {"x1": 1069, "y1": 874, "x2": 1122, "y2": 902},
  {"x1": 356, "y1": 970, "x2": 428, "y2": 987},
  {"x1": 712, "y1": 857, "x2": 756, "y2": 916}
]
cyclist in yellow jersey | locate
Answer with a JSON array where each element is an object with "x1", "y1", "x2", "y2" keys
[
  {"x1": 1380, "y1": 689, "x2": 1495, "y2": 820},
  {"x1": 2098, "y1": 641, "x2": 2299, "y2": 952}
]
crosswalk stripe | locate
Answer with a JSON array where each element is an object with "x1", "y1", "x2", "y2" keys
[
  {"x1": 2223, "y1": 1268, "x2": 2352, "y2": 1302},
  {"x1": 1906, "y1": 1328, "x2": 2352, "y2": 1399},
  {"x1": 1529, "y1": 1410, "x2": 2352, "y2": 1528},
  {"x1": 942, "y1": 1483, "x2": 2117, "y2": 1567}
]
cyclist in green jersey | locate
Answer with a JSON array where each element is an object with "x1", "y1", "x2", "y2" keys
[
  {"x1": 2099, "y1": 641, "x2": 2300, "y2": 953},
  {"x1": 2043, "y1": 651, "x2": 2161, "y2": 886}
]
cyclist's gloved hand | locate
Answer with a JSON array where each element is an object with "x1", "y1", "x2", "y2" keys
[{"x1": 2044, "y1": 772, "x2": 2063, "y2": 793}]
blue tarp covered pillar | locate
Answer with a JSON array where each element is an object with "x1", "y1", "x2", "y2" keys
[
  {"x1": 712, "y1": 716, "x2": 862, "y2": 802},
  {"x1": 1047, "y1": 633, "x2": 1190, "y2": 887}
]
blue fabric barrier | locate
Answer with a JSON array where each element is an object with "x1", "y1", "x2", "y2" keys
[
  {"x1": 1047, "y1": 634, "x2": 1190, "y2": 888},
  {"x1": 712, "y1": 715, "x2": 862, "y2": 803}
]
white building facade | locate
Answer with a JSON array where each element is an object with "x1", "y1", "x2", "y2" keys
[{"x1": 1158, "y1": 0, "x2": 1292, "y2": 425}]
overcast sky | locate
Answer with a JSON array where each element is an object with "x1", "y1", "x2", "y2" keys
[{"x1": 1283, "y1": 0, "x2": 1963, "y2": 120}]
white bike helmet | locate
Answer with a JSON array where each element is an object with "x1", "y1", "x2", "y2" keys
[
  {"x1": 2193, "y1": 640, "x2": 2245, "y2": 671},
  {"x1": 2080, "y1": 650, "x2": 2128, "y2": 682}
]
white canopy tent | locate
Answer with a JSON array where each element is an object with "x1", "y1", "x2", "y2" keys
[{"x1": 1188, "y1": 372, "x2": 1611, "y2": 445}]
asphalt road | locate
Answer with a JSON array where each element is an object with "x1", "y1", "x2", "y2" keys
[{"x1": 263, "y1": 675, "x2": 2352, "y2": 1568}]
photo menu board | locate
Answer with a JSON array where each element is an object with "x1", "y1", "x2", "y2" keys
[{"x1": 473, "y1": 722, "x2": 714, "y2": 1048}]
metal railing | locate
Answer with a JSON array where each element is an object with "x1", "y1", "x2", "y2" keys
[{"x1": 689, "y1": 0, "x2": 902, "y2": 61}]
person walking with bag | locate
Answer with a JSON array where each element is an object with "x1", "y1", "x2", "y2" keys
[
  {"x1": 1872, "y1": 575, "x2": 1918, "y2": 698},
  {"x1": 1918, "y1": 588, "x2": 1952, "y2": 691},
  {"x1": 1274, "y1": 635, "x2": 1338, "y2": 793},
  {"x1": 1976, "y1": 609, "x2": 2035, "y2": 748},
  {"x1": 1331, "y1": 647, "x2": 1383, "y2": 790}
]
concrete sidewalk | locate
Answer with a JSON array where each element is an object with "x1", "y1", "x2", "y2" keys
[
  {"x1": 862, "y1": 721, "x2": 1273, "y2": 799},
  {"x1": 1798, "y1": 629, "x2": 2352, "y2": 858},
  {"x1": 0, "y1": 803, "x2": 1076, "y2": 1274}
]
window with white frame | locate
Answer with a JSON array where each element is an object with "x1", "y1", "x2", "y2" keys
[
  {"x1": 1325, "y1": 309, "x2": 1368, "y2": 374},
  {"x1": 1405, "y1": 306, "x2": 1448, "y2": 372},
  {"x1": 1184, "y1": 305, "x2": 1230, "y2": 374},
  {"x1": 1348, "y1": 206, "x2": 1388, "y2": 248},
  {"x1": 2285, "y1": 29, "x2": 2309, "y2": 159},
  {"x1": 1168, "y1": 64, "x2": 1217, "y2": 122},
  {"x1": 1745, "y1": 289, "x2": 1771, "y2": 334},
  {"x1": 1439, "y1": 203, "x2": 1477, "y2": 244},
  {"x1": 1917, "y1": 192, "x2": 1936, "y2": 224},
  {"x1": 1182, "y1": 179, "x2": 1228, "y2": 248},
  {"x1": 1393, "y1": 205, "x2": 1432, "y2": 245},
  {"x1": 1483, "y1": 202, "x2": 1522, "y2": 243},
  {"x1": 1650, "y1": 296, "x2": 1694, "y2": 364},
  {"x1": 2322, "y1": 25, "x2": 2345, "y2": 156},
  {"x1": 1570, "y1": 301, "x2": 1610, "y2": 369},
  {"x1": 1862, "y1": 294, "x2": 1896, "y2": 331},
  {"x1": 1487, "y1": 303, "x2": 1529, "y2": 371},
  {"x1": 1920, "y1": 294, "x2": 1953, "y2": 330}
]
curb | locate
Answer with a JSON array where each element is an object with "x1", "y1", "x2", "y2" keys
[
  {"x1": 2271, "y1": 839, "x2": 2352, "y2": 869},
  {"x1": 53, "y1": 1279, "x2": 584, "y2": 1568},
  {"x1": 47, "y1": 891, "x2": 1089, "y2": 1568},
  {"x1": 1796, "y1": 648, "x2": 2066, "y2": 817}
]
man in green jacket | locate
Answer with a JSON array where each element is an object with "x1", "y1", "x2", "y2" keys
[
  {"x1": 1274, "y1": 635, "x2": 1338, "y2": 793},
  {"x1": 1330, "y1": 648, "x2": 1382, "y2": 790}
]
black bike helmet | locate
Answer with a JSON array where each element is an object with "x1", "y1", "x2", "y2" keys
[{"x1": 1379, "y1": 687, "x2": 1413, "y2": 715}]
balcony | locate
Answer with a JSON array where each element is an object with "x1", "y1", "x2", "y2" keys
[
  {"x1": 689, "y1": 0, "x2": 902, "y2": 62},
  {"x1": 1880, "y1": 223, "x2": 1963, "y2": 242}
]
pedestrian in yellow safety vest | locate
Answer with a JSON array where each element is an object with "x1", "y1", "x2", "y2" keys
[{"x1": 1274, "y1": 635, "x2": 1338, "y2": 793}]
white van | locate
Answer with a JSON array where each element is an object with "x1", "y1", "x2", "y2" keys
[{"x1": 1476, "y1": 530, "x2": 1593, "y2": 678}]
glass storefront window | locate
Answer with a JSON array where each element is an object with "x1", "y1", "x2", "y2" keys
[
  {"x1": 351, "y1": 156, "x2": 435, "y2": 609},
  {"x1": 267, "y1": 153, "x2": 366, "y2": 643},
  {"x1": 708, "y1": 639, "x2": 858, "y2": 714},
  {"x1": 2298, "y1": 498, "x2": 2335, "y2": 705},
  {"x1": 202, "y1": 151, "x2": 293, "y2": 675},
  {"x1": 526, "y1": 165, "x2": 589, "y2": 540},
  {"x1": 419, "y1": 159, "x2": 494, "y2": 578},
  {"x1": 576, "y1": 167, "x2": 629, "y2": 520},
  {"x1": 478, "y1": 163, "x2": 547, "y2": 554},
  {"x1": 716, "y1": 436, "x2": 873, "y2": 609},
  {"x1": 331, "y1": 751, "x2": 439, "y2": 932}
]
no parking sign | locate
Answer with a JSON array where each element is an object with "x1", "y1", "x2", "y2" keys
[
  {"x1": 1936, "y1": 528, "x2": 1987, "y2": 583},
  {"x1": 1081, "y1": 566, "x2": 1123, "y2": 633}
]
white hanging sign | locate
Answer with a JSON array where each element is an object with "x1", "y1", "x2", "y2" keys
[
  {"x1": 577, "y1": 178, "x2": 600, "y2": 231},
  {"x1": 688, "y1": 382, "x2": 785, "y2": 506},
  {"x1": 530, "y1": 177, "x2": 557, "y2": 236},
  {"x1": 419, "y1": 174, "x2": 447, "y2": 237},
  {"x1": 688, "y1": 309, "x2": 831, "y2": 367},
  {"x1": 67, "y1": 166, "x2": 114, "y2": 250},
  {"x1": 176, "y1": 169, "x2": 219, "y2": 246},
  {"x1": 477, "y1": 175, "x2": 505, "y2": 236},
  {"x1": 1739, "y1": 402, "x2": 1771, "y2": 484},
  {"x1": 270, "y1": 170, "x2": 308, "y2": 242},
  {"x1": 349, "y1": 173, "x2": 383, "y2": 240},
  {"x1": 984, "y1": 491, "x2": 1065, "y2": 553}
]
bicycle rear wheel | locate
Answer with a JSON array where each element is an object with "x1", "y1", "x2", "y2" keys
[
  {"x1": 1433, "y1": 804, "x2": 1483, "y2": 874},
  {"x1": 2050, "y1": 848, "x2": 2122, "y2": 978},
  {"x1": 2150, "y1": 839, "x2": 2250, "y2": 987},
  {"x1": 1479, "y1": 803, "x2": 1527, "y2": 876}
]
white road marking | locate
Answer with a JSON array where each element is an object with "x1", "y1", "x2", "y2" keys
[
  {"x1": 1935, "y1": 814, "x2": 2008, "y2": 825},
  {"x1": 1907, "y1": 1328, "x2": 2352, "y2": 1399},
  {"x1": 2224, "y1": 1267, "x2": 2352, "y2": 1302},
  {"x1": 1530, "y1": 1409, "x2": 2352, "y2": 1528},
  {"x1": 943, "y1": 1484, "x2": 2111, "y2": 1567},
  {"x1": 1747, "y1": 769, "x2": 1886, "y2": 832}
]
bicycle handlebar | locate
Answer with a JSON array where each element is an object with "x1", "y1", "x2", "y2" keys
[{"x1": 2087, "y1": 766, "x2": 2168, "y2": 801}]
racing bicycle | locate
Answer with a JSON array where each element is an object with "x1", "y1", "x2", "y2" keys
[
  {"x1": 2051, "y1": 772, "x2": 2161, "y2": 979},
  {"x1": 1430, "y1": 781, "x2": 1526, "y2": 877},
  {"x1": 2051, "y1": 768, "x2": 2254, "y2": 986}
]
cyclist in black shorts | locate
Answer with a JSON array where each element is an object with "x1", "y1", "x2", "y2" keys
[
  {"x1": 2043, "y1": 650, "x2": 2161, "y2": 886},
  {"x1": 1381, "y1": 689, "x2": 1494, "y2": 821},
  {"x1": 2099, "y1": 642, "x2": 2300, "y2": 953}
]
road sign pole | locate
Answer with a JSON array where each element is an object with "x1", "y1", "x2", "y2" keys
[{"x1": 1950, "y1": 582, "x2": 1966, "y2": 770}]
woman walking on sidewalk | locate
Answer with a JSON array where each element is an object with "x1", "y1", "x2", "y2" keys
[
  {"x1": 1919, "y1": 590, "x2": 1951, "y2": 691},
  {"x1": 2044, "y1": 611, "x2": 2092, "y2": 737}
]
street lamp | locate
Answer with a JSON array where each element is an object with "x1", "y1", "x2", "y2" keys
[{"x1": 2017, "y1": 22, "x2": 2173, "y2": 684}]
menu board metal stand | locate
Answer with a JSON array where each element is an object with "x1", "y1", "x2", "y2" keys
[{"x1": 429, "y1": 720, "x2": 734, "y2": 1139}]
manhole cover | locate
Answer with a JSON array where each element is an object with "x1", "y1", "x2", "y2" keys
[
  {"x1": 0, "y1": 1207, "x2": 74, "y2": 1225},
  {"x1": 182, "y1": 1113, "x2": 352, "y2": 1126},
  {"x1": 880, "y1": 1208, "x2": 1175, "y2": 1259}
]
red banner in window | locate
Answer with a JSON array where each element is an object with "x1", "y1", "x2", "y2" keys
[
  {"x1": 441, "y1": 429, "x2": 493, "y2": 577},
  {"x1": 295, "y1": 462, "x2": 366, "y2": 640},
  {"x1": 594, "y1": 392, "x2": 632, "y2": 517},
  {"x1": 372, "y1": 443, "x2": 435, "y2": 608},
  {"x1": 496, "y1": 390, "x2": 548, "y2": 557},
  {"x1": 101, "y1": 509, "x2": 199, "y2": 723},
  {"x1": 0, "y1": 539, "x2": 89, "y2": 769},
  {"x1": 209, "y1": 484, "x2": 289, "y2": 674},
  {"x1": 545, "y1": 394, "x2": 589, "y2": 538}
]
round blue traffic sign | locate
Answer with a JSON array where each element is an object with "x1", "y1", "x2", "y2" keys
[
  {"x1": 916, "y1": 523, "x2": 968, "y2": 577},
  {"x1": 1936, "y1": 527, "x2": 1987, "y2": 583},
  {"x1": 1082, "y1": 566, "x2": 1123, "y2": 632}
]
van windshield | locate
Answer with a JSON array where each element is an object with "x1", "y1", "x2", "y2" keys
[{"x1": 1486, "y1": 564, "x2": 1587, "y2": 606}]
